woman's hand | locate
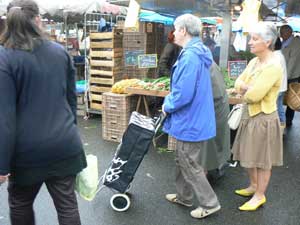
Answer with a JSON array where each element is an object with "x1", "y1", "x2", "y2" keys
[{"x1": 240, "y1": 82, "x2": 249, "y2": 95}]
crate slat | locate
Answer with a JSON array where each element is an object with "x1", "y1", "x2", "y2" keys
[
  {"x1": 90, "y1": 59, "x2": 123, "y2": 68},
  {"x1": 90, "y1": 51, "x2": 117, "y2": 58},
  {"x1": 90, "y1": 31, "x2": 123, "y2": 40},
  {"x1": 90, "y1": 69, "x2": 114, "y2": 76},
  {"x1": 90, "y1": 93, "x2": 102, "y2": 101},
  {"x1": 90, "y1": 50, "x2": 123, "y2": 58},
  {"x1": 90, "y1": 86, "x2": 111, "y2": 93},
  {"x1": 90, "y1": 59, "x2": 114, "y2": 67},
  {"x1": 90, "y1": 50, "x2": 113, "y2": 58},
  {"x1": 90, "y1": 32, "x2": 114, "y2": 39},
  {"x1": 90, "y1": 102, "x2": 102, "y2": 111},
  {"x1": 90, "y1": 42, "x2": 114, "y2": 48},
  {"x1": 90, "y1": 77, "x2": 114, "y2": 85},
  {"x1": 92, "y1": 51, "x2": 122, "y2": 59}
]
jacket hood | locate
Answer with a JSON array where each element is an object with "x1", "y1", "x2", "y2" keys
[{"x1": 184, "y1": 37, "x2": 212, "y2": 68}]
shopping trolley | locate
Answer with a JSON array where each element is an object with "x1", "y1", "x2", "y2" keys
[{"x1": 99, "y1": 111, "x2": 166, "y2": 212}]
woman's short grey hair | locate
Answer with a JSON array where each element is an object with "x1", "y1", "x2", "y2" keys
[
  {"x1": 251, "y1": 22, "x2": 278, "y2": 49},
  {"x1": 174, "y1": 14, "x2": 202, "y2": 37}
]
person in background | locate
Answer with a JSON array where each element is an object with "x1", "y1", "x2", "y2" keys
[
  {"x1": 98, "y1": 17, "x2": 106, "y2": 32},
  {"x1": 232, "y1": 22, "x2": 283, "y2": 211},
  {"x1": 273, "y1": 37, "x2": 288, "y2": 131},
  {"x1": 157, "y1": 30, "x2": 181, "y2": 77},
  {"x1": 203, "y1": 39, "x2": 231, "y2": 183},
  {"x1": 280, "y1": 25, "x2": 300, "y2": 127},
  {"x1": 0, "y1": 1, "x2": 86, "y2": 225},
  {"x1": 162, "y1": 14, "x2": 220, "y2": 219},
  {"x1": 204, "y1": 38, "x2": 216, "y2": 54}
]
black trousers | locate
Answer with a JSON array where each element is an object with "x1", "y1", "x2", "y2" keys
[
  {"x1": 8, "y1": 175, "x2": 81, "y2": 225},
  {"x1": 286, "y1": 77, "x2": 300, "y2": 123}
]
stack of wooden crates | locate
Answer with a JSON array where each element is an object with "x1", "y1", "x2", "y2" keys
[
  {"x1": 102, "y1": 92, "x2": 137, "y2": 142},
  {"x1": 100, "y1": 23, "x2": 165, "y2": 143},
  {"x1": 119, "y1": 21, "x2": 165, "y2": 79},
  {"x1": 88, "y1": 29, "x2": 123, "y2": 111}
]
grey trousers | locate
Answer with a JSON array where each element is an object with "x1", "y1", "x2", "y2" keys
[
  {"x1": 175, "y1": 140, "x2": 220, "y2": 209},
  {"x1": 8, "y1": 175, "x2": 81, "y2": 225}
]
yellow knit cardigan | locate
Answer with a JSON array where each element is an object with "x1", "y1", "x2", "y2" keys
[{"x1": 235, "y1": 57, "x2": 283, "y2": 117}]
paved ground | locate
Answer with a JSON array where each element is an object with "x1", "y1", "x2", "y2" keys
[{"x1": 0, "y1": 112, "x2": 300, "y2": 225}]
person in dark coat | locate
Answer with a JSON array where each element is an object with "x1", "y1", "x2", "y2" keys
[
  {"x1": 280, "y1": 25, "x2": 300, "y2": 127},
  {"x1": 203, "y1": 40, "x2": 231, "y2": 183},
  {"x1": 0, "y1": 1, "x2": 86, "y2": 224},
  {"x1": 157, "y1": 30, "x2": 181, "y2": 77}
]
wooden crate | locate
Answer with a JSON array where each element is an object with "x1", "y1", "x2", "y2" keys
[
  {"x1": 90, "y1": 100, "x2": 102, "y2": 111},
  {"x1": 88, "y1": 29, "x2": 124, "y2": 112},
  {"x1": 168, "y1": 136, "x2": 177, "y2": 151},
  {"x1": 122, "y1": 28, "x2": 164, "y2": 79},
  {"x1": 121, "y1": 21, "x2": 164, "y2": 34},
  {"x1": 102, "y1": 127, "x2": 125, "y2": 142},
  {"x1": 102, "y1": 92, "x2": 138, "y2": 142},
  {"x1": 102, "y1": 92, "x2": 137, "y2": 112}
]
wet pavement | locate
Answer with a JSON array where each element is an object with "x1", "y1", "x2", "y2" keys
[{"x1": 0, "y1": 112, "x2": 300, "y2": 225}]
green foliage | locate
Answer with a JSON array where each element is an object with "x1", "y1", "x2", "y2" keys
[
  {"x1": 157, "y1": 147, "x2": 173, "y2": 153},
  {"x1": 231, "y1": 50, "x2": 255, "y2": 62},
  {"x1": 220, "y1": 68, "x2": 235, "y2": 89}
]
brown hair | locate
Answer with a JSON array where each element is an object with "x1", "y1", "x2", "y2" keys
[
  {"x1": 0, "y1": 0, "x2": 45, "y2": 50},
  {"x1": 167, "y1": 30, "x2": 175, "y2": 43}
]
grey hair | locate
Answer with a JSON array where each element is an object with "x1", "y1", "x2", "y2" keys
[
  {"x1": 251, "y1": 22, "x2": 278, "y2": 49},
  {"x1": 174, "y1": 14, "x2": 202, "y2": 37}
]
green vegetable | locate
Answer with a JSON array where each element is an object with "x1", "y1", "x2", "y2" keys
[
  {"x1": 221, "y1": 68, "x2": 235, "y2": 89},
  {"x1": 142, "y1": 77, "x2": 171, "y2": 91}
]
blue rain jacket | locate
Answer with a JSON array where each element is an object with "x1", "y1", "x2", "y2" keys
[{"x1": 163, "y1": 37, "x2": 216, "y2": 142}]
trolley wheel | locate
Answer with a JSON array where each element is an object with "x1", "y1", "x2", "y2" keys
[{"x1": 110, "y1": 194, "x2": 131, "y2": 212}]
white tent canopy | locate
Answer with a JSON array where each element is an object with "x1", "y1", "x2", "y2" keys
[
  {"x1": 0, "y1": 0, "x2": 125, "y2": 16},
  {"x1": 38, "y1": 0, "x2": 104, "y2": 15}
]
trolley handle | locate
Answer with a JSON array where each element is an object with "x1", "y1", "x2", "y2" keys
[{"x1": 154, "y1": 112, "x2": 167, "y2": 133}]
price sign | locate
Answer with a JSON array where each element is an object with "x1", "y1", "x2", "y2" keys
[
  {"x1": 228, "y1": 60, "x2": 247, "y2": 78},
  {"x1": 125, "y1": 50, "x2": 144, "y2": 66},
  {"x1": 138, "y1": 54, "x2": 157, "y2": 68}
]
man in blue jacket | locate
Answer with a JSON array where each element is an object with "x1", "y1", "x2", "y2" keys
[{"x1": 163, "y1": 14, "x2": 221, "y2": 219}]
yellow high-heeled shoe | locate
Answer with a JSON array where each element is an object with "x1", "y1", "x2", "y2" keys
[
  {"x1": 239, "y1": 197, "x2": 266, "y2": 211},
  {"x1": 235, "y1": 188, "x2": 255, "y2": 197}
]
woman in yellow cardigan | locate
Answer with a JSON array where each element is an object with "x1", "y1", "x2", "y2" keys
[{"x1": 232, "y1": 22, "x2": 283, "y2": 211}]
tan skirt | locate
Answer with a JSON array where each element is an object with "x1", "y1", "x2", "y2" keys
[{"x1": 232, "y1": 105, "x2": 283, "y2": 169}]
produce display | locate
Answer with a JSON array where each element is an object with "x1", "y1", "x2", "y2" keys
[
  {"x1": 134, "y1": 77, "x2": 170, "y2": 91},
  {"x1": 112, "y1": 73, "x2": 236, "y2": 94},
  {"x1": 111, "y1": 79, "x2": 140, "y2": 94},
  {"x1": 111, "y1": 77, "x2": 170, "y2": 94}
]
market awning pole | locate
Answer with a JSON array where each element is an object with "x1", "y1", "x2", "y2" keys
[{"x1": 219, "y1": 2, "x2": 232, "y2": 69}]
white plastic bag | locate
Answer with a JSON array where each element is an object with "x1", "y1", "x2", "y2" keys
[
  {"x1": 228, "y1": 104, "x2": 243, "y2": 130},
  {"x1": 75, "y1": 154, "x2": 99, "y2": 201}
]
